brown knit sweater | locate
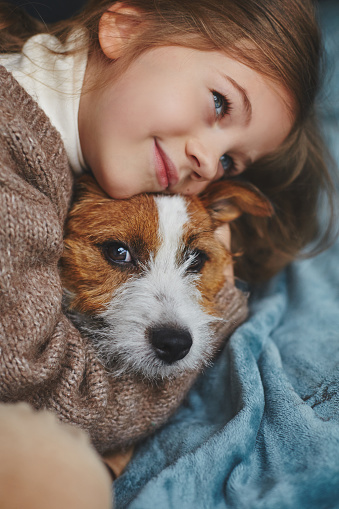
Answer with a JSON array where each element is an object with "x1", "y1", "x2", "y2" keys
[{"x1": 0, "y1": 66, "x2": 248, "y2": 454}]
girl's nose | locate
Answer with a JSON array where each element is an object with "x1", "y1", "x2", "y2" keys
[{"x1": 186, "y1": 138, "x2": 221, "y2": 182}]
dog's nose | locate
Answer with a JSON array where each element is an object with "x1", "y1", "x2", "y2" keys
[{"x1": 149, "y1": 327, "x2": 193, "y2": 364}]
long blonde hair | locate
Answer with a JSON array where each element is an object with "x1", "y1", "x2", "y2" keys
[{"x1": 1, "y1": 0, "x2": 336, "y2": 281}]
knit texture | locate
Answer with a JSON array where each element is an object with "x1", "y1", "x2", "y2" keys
[{"x1": 0, "y1": 66, "x2": 248, "y2": 454}]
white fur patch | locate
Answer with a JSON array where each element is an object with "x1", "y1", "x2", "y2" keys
[
  {"x1": 155, "y1": 195, "x2": 189, "y2": 255},
  {"x1": 81, "y1": 196, "x2": 219, "y2": 379}
]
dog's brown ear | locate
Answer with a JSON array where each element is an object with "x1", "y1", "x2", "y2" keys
[{"x1": 199, "y1": 180, "x2": 274, "y2": 226}]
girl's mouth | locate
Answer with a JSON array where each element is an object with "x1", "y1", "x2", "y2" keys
[{"x1": 154, "y1": 139, "x2": 179, "y2": 189}]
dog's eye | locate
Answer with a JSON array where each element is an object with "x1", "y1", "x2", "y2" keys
[
  {"x1": 101, "y1": 241, "x2": 133, "y2": 265},
  {"x1": 186, "y1": 250, "x2": 208, "y2": 273}
]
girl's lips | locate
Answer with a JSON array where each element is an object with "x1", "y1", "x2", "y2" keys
[{"x1": 154, "y1": 139, "x2": 179, "y2": 189}]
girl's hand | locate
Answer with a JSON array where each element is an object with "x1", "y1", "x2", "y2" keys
[
  {"x1": 102, "y1": 446, "x2": 135, "y2": 479},
  {"x1": 0, "y1": 403, "x2": 113, "y2": 509}
]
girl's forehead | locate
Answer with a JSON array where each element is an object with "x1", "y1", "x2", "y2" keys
[{"x1": 138, "y1": 45, "x2": 292, "y2": 113}]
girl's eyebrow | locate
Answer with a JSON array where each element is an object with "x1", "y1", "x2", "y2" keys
[{"x1": 221, "y1": 73, "x2": 252, "y2": 125}]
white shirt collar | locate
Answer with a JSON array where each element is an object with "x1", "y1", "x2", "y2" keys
[{"x1": 0, "y1": 31, "x2": 88, "y2": 174}]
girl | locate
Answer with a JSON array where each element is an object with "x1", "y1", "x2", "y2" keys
[
  {"x1": 1, "y1": 0, "x2": 335, "y2": 280},
  {"x1": 0, "y1": 0, "x2": 335, "y2": 507}
]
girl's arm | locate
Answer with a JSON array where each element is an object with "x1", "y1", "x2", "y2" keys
[{"x1": 0, "y1": 65, "x2": 106, "y2": 434}]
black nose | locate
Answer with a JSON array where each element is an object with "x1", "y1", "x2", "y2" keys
[{"x1": 149, "y1": 327, "x2": 193, "y2": 364}]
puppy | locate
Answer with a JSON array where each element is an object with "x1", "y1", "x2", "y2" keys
[{"x1": 60, "y1": 175, "x2": 272, "y2": 381}]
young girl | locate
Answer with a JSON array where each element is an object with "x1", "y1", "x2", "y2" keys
[{"x1": 0, "y1": 0, "x2": 335, "y2": 507}]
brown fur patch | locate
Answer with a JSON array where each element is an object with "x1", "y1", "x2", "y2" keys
[
  {"x1": 182, "y1": 180, "x2": 272, "y2": 316},
  {"x1": 60, "y1": 176, "x2": 160, "y2": 314},
  {"x1": 183, "y1": 196, "x2": 232, "y2": 317}
]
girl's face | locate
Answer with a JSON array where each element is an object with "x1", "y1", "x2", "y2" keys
[{"x1": 79, "y1": 46, "x2": 293, "y2": 199}]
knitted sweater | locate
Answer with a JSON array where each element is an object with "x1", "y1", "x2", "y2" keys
[{"x1": 0, "y1": 66, "x2": 248, "y2": 454}]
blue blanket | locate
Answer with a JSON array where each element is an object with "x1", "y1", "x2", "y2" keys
[{"x1": 115, "y1": 3, "x2": 339, "y2": 507}]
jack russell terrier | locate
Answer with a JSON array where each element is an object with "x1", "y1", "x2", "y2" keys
[{"x1": 61, "y1": 175, "x2": 272, "y2": 382}]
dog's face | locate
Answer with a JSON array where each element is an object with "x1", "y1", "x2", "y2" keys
[{"x1": 60, "y1": 176, "x2": 272, "y2": 379}]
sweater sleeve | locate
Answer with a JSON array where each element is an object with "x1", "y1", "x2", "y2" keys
[{"x1": 0, "y1": 66, "x2": 109, "y2": 432}]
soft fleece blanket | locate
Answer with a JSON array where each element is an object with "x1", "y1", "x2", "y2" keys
[{"x1": 115, "y1": 3, "x2": 339, "y2": 507}]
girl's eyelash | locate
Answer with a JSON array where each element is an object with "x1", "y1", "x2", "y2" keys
[{"x1": 212, "y1": 91, "x2": 232, "y2": 119}]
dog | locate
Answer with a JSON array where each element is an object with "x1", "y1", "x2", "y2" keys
[{"x1": 60, "y1": 175, "x2": 272, "y2": 381}]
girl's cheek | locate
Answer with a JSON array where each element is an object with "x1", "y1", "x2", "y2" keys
[
  {"x1": 154, "y1": 92, "x2": 198, "y2": 134},
  {"x1": 180, "y1": 181, "x2": 210, "y2": 196}
]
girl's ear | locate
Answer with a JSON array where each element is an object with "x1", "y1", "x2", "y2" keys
[
  {"x1": 98, "y1": 2, "x2": 143, "y2": 60},
  {"x1": 199, "y1": 180, "x2": 274, "y2": 227}
]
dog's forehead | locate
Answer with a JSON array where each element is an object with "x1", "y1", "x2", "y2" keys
[
  {"x1": 76, "y1": 192, "x2": 159, "y2": 246},
  {"x1": 74, "y1": 190, "x2": 212, "y2": 255},
  {"x1": 154, "y1": 195, "x2": 189, "y2": 242},
  {"x1": 154, "y1": 194, "x2": 213, "y2": 247},
  {"x1": 102, "y1": 194, "x2": 191, "y2": 251}
]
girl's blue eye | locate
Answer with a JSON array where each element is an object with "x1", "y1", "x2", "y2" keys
[
  {"x1": 220, "y1": 154, "x2": 234, "y2": 174},
  {"x1": 212, "y1": 91, "x2": 228, "y2": 118}
]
